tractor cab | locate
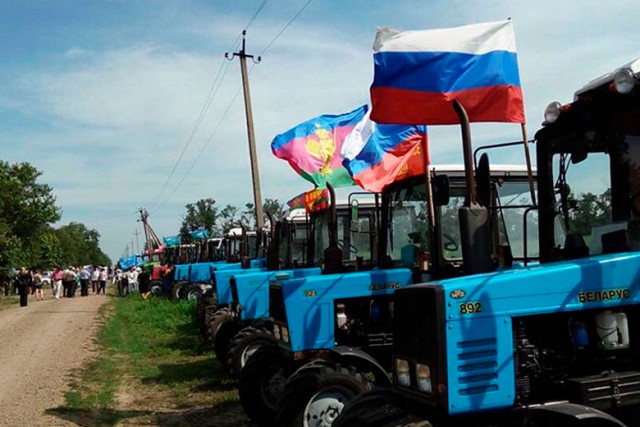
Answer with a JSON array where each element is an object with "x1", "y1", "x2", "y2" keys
[{"x1": 537, "y1": 58, "x2": 640, "y2": 263}]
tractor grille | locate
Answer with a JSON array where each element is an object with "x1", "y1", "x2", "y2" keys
[
  {"x1": 455, "y1": 338, "x2": 499, "y2": 396},
  {"x1": 394, "y1": 286, "x2": 441, "y2": 360},
  {"x1": 269, "y1": 283, "x2": 287, "y2": 325}
]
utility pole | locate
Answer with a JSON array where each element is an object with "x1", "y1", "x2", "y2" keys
[
  {"x1": 133, "y1": 229, "x2": 141, "y2": 255},
  {"x1": 226, "y1": 31, "x2": 265, "y2": 230}
]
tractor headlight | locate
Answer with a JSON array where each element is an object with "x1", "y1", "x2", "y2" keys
[
  {"x1": 395, "y1": 358, "x2": 411, "y2": 387},
  {"x1": 544, "y1": 101, "x2": 562, "y2": 124},
  {"x1": 416, "y1": 363, "x2": 433, "y2": 393},
  {"x1": 282, "y1": 327, "x2": 289, "y2": 343},
  {"x1": 273, "y1": 325, "x2": 281, "y2": 340},
  {"x1": 614, "y1": 67, "x2": 636, "y2": 94}
]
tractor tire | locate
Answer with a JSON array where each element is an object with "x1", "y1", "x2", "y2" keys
[
  {"x1": 332, "y1": 388, "x2": 412, "y2": 427},
  {"x1": 185, "y1": 284, "x2": 204, "y2": 301},
  {"x1": 226, "y1": 325, "x2": 277, "y2": 379},
  {"x1": 171, "y1": 281, "x2": 186, "y2": 300},
  {"x1": 149, "y1": 280, "x2": 163, "y2": 297},
  {"x1": 275, "y1": 359, "x2": 372, "y2": 427},
  {"x1": 239, "y1": 344, "x2": 296, "y2": 426},
  {"x1": 209, "y1": 308, "x2": 239, "y2": 364}
]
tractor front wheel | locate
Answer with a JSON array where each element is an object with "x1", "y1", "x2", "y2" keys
[
  {"x1": 275, "y1": 359, "x2": 371, "y2": 427},
  {"x1": 209, "y1": 308, "x2": 239, "y2": 364},
  {"x1": 226, "y1": 324, "x2": 277, "y2": 379},
  {"x1": 239, "y1": 344, "x2": 295, "y2": 426}
]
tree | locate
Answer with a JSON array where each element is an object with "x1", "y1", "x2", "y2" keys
[
  {"x1": 54, "y1": 222, "x2": 111, "y2": 266},
  {"x1": 218, "y1": 204, "x2": 239, "y2": 235},
  {"x1": 0, "y1": 161, "x2": 60, "y2": 240},
  {"x1": 569, "y1": 190, "x2": 612, "y2": 235},
  {"x1": 180, "y1": 198, "x2": 218, "y2": 242},
  {"x1": 263, "y1": 198, "x2": 284, "y2": 227}
]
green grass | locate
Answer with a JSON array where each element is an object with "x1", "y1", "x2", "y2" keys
[
  {"x1": 49, "y1": 295, "x2": 247, "y2": 426},
  {"x1": 0, "y1": 295, "x2": 17, "y2": 311}
]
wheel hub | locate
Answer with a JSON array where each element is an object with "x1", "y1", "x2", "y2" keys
[
  {"x1": 304, "y1": 391, "x2": 348, "y2": 427},
  {"x1": 262, "y1": 367, "x2": 287, "y2": 408}
]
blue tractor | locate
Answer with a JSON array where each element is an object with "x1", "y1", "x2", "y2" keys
[
  {"x1": 211, "y1": 190, "x2": 380, "y2": 376},
  {"x1": 238, "y1": 160, "x2": 537, "y2": 425},
  {"x1": 334, "y1": 59, "x2": 640, "y2": 427}
]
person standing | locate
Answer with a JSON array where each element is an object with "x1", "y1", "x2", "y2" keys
[
  {"x1": 90, "y1": 266, "x2": 99, "y2": 295},
  {"x1": 79, "y1": 266, "x2": 90, "y2": 297},
  {"x1": 127, "y1": 267, "x2": 138, "y2": 294},
  {"x1": 33, "y1": 270, "x2": 44, "y2": 301},
  {"x1": 98, "y1": 267, "x2": 107, "y2": 295},
  {"x1": 52, "y1": 267, "x2": 63, "y2": 299},
  {"x1": 16, "y1": 267, "x2": 32, "y2": 307}
]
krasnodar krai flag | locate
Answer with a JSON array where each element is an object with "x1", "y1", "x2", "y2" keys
[
  {"x1": 342, "y1": 109, "x2": 428, "y2": 192},
  {"x1": 370, "y1": 20, "x2": 525, "y2": 125},
  {"x1": 271, "y1": 105, "x2": 367, "y2": 188}
]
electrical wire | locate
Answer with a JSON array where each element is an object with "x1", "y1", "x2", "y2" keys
[
  {"x1": 147, "y1": 0, "x2": 271, "y2": 211},
  {"x1": 152, "y1": 0, "x2": 312, "y2": 214},
  {"x1": 258, "y1": 0, "x2": 313, "y2": 56}
]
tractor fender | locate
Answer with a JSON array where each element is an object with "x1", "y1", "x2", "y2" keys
[
  {"x1": 325, "y1": 346, "x2": 391, "y2": 386},
  {"x1": 521, "y1": 402, "x2": 627, "y2": 426}
]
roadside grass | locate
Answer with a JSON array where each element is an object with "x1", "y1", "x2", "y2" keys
[
  {"x1": 49, "y1": 293, "x2": 250, "y2": 427},
  {"x1": 0, "y1": 295, "x2": 17, "y2": 311}
]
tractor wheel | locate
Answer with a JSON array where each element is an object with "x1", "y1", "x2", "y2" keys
[
  {"x1": 275, "y1": 359, "x2": 372, "y2": 427},
  {"x1": 201, "y1": 303, "x2": 219, "y2": 343},
  {"x1": 226, "y1": 325, "x2": 277, "y2": 379},
  {"x1": 333, "y1": 388, "x2": 416, "y2": 427},
  {"x1": 239, "y1": 344, "x2": 295, "y2": 426},
  {"x1": 171, "y1": 281, "x2": 186, "y2": 300},
  {"x1": 209, "y1": 308, "x2": 239, "y2": 364},
  {"x1": 149, "y1": 280, "x2": 163, "y2": 297},
  {"x1": 185, "y1": 285, "x2": 204, "y2": 301}
]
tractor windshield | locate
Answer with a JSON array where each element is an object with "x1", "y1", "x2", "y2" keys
[{"x1": 387, "y1": 182, "x2": 430, "y2": 268}]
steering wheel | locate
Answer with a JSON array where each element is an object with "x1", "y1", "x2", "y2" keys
[
  {"x1": 337, "y1": 240, "x2": 358, "y2": 254},
  {"x1": 442, "y1": 233, "x2": 459, "y2": 252}
]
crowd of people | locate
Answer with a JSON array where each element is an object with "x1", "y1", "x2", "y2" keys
[
  {"x1": 13, "y1": 265, "x2": 111, "y2": 307},
  {"x1": 7, "y1": 263, "x2": 164, "y2": 307}
]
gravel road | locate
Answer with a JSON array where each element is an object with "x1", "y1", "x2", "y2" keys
[{"x1": 0, "y1": 294, "x2": 107, "y2": 426}]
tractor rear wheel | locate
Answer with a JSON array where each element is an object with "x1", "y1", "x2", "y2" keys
[
  {"x1": 209, "y1": 308, "x2": 239, "y2": 364},
  {"x1": 226, "y1": 325, "x2": 276, "y2": 379},
  {"x1": 275, "y1": 359, "x2": 371, "y2": 427},
  {"x1": 239, "y1": 344, "x2": 295, "y2": 426}
]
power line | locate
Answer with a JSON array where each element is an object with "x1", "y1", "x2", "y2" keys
[
  {"x1": 258, "y1": 0, "x2": 313, "y2": 56},
  {"x1": 147, "y1": 0, "x2": 271, "y2": 210},
  {"x1": 152, "y1": 0, "x2": 312, "y2": 214}
]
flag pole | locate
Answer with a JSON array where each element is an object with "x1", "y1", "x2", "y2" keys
[
  {"x1": 520, "y1": 123, "x2": 537, "y2": 206},
  {"x1": 422, "y1": 133, "x2": 436, "y2": 274}
]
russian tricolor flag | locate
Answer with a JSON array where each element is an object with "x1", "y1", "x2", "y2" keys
[
  {"x1": 371, "y1": 20, "x2": 525, "y2": 125},
  {"x1": 342, "y1": 110, "x2": 427, "y2": 192}
]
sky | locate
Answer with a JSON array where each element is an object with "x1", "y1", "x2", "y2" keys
[{"x1": 0, "y1": 0, "x2": 638, "y2": 262}]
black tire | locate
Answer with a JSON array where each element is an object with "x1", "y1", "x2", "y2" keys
[
  {"x1": 171, "y1": 281, "x2": 186, "y2": 300},
  {"x1": 239, "y1": 344, "x2": 296, "y2": 426},
  {"x1": 226, "y1": 325, "x2": 277, "y2": 379},
  {"x1": 209, "y1": 308, "x2": 240, "y2": 364},
  {"x1": 149, "y1": 280, "x2": 163, "y2": 297},
  {"x1": 275, "y1": 359, "x2": 372, "y2": 427},
  {"x1": 185, "y1": 284, "x2": 204, "y2": 301},
  {"x1": 197, "y1": 291, "x2": 216, "y2": 338},
  {"x1": 333, "y1": 388, "x2": 411, "y2": 427}
]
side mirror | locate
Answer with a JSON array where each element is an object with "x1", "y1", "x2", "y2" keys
[{"x1": 432, "y1": 175, "x2": 450, "y2": 206}]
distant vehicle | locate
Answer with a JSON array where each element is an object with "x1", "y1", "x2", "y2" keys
[{"x1": 40, "y1": 271, "x2": 52, "y2": 286}]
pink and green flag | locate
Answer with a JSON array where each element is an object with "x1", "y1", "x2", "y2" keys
[{"x1": 271, "y1": 105, "x2": 368, "y2": 188}]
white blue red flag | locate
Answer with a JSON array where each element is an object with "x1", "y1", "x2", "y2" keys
[
  {"x1": 370, "y1": 20, "x2": 525, "y2": 125},
  {"x1": 342, "y1": 110, "x2": 428, "y2": 192}
]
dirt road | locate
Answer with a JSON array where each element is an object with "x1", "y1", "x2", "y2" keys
[{"x1": 0, "y1": 294, "x2": 107, "y2": 426}]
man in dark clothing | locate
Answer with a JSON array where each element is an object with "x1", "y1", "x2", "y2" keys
[{"x1": 16, "y1": 267, "x2": 32, "y2": 307}]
